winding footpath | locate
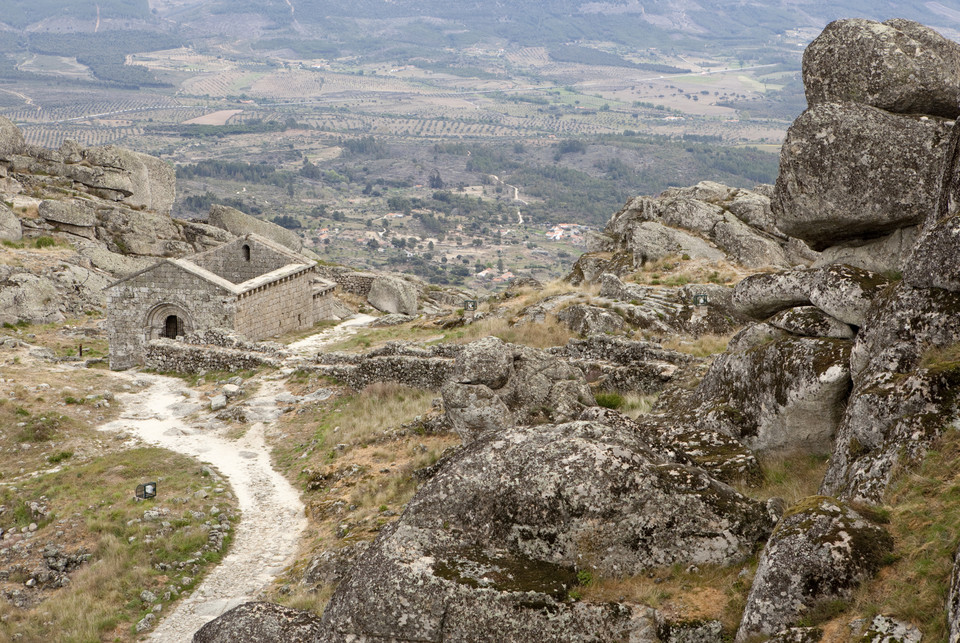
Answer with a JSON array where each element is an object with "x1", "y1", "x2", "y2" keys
[{"x1": 97, "y1": 315, "x2": 375, "y2": 641}]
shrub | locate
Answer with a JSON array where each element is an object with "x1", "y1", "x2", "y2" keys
[
  {"x1": 34, "y1": 236, "x2": 56, "y2": 249},
  {"x1": 594, "y1": 392, "x2": 624, "y2": 409}
]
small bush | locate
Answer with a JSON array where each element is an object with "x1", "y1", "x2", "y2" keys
[
  {"x1": 595, "y1": 392, "x2": 624, "y2": 409},
  {"x1": 34, "y1": 236, "x2": 56, "y2": 249},
  {"x1": 47, "y1": 451, "x2": 73, "y2": 464}
]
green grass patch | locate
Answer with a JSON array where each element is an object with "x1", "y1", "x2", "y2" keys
[
  {"x1": 594, "y1": 391, "x2": 624, "y2": 409},
  {"x1": 0, "y1": 447, "x2": 238, "y2": 642}
]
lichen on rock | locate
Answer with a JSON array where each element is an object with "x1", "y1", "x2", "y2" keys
[{"x1": 736, "y1": 496, "x2": 893, "y2": 641}]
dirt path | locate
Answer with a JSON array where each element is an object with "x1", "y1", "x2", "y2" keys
[{"x1": 97, "y1": 315, "x2": 375, "y2": 641}]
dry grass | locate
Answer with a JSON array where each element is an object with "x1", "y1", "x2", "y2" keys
[
  {"x1": 628, "y1": 256, "x2": 745, "y2": 287},
  {"x1": 448, "y1": 315, "x2": 576, "y2": 349},
  {"x1": 316, "y1": 382, "x2": 435, "y2": 448},
  {"x1": 661, "y1": 332, "x2": 735, "y2": 357},
  {"x1": 736, "y1": 452, "x2": 832, "y2": 507},
  {"x1": 619, "y1": 392, "x2": 659, "y2": 418},
  {"x1": 847, "y1": 427, "x2": 960, "y2": 640},
  {"x1": 581, "y1": 562, "x2": 753, "y2": 632}
]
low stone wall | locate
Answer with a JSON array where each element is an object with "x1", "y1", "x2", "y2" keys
[
  {"x1": 145, "y1": 338, "x2": 280, "y2": 373},
  {"x1": 316, "y1": 267, "x2": 377, "y2": 296},
  {"x1": 312, "y1": 356, "x2": 454, "y2": 391},
  {"x1": 181, "y1": 328, "x2": 286, "y2": 356},
  {"x1": 548, "y1": 336, "x2": 696, "y2": 394},
  {"x1": 310, "y1": 342, "x2": 460, "y2": 390},
  {"x1": 550, "y1": 336, "x2": 695, "y2": 366}
]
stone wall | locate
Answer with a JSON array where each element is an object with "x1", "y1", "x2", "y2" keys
[
  {"x1": 316, "y1": 266, "x2": 377, "y2": 296},
  {"x1": 235, "y1": 268, "x2": 315, "y2": 340},
  {"x1": 145, "y1": 339, "x2": 280, "y2": 373},
  {"x1": 311, "y1": 342, "x2": 461, "y2": 390},
  {"x1": 190, "y1": 238, "x2": 299, "y2": 285},
  {"x1": 313, "y1": 284, "x2": 339, "y2": 321},
  {"x1": 548, "y1": 336, "x2": 695, "y2": 394},
  {"x1": 106, "y1": 261, "x2": 235, "y2": 370}
]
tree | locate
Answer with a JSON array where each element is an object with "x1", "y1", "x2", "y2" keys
[
  {"x1": 429, "y1": 169, "x2": 445, "y2": 190},
  {"x1": 367, "y1": 239, "x2": 380, "y2": 250}
]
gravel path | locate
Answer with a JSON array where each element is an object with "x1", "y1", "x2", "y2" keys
[{"x1": 98, "y1": 315, "x2": 375, "y2": 641}]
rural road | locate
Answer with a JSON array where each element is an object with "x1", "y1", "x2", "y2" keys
[{"x1": 98, "y1": 314, "x2": 374, "y2": 641}]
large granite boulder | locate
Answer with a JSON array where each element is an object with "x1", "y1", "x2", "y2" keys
[
  {"x1": 441, "y1": 337, "x2": 595, "y2": 443},
  {"x1": 813, "y1": 226, "x2": 918, "y2": 275},
  {"x1": 556, "y1": 303, "x2": 626, "y2": 336},
  {"x1": 736, "y1": 496, "x2": 892, "y2": 642},
  {"x1": 0, "y1": 267, "x2": 65, "y2": 325},
  {"x1": 768, "y1": 306, "x2": 854, "y2": 339},
  {"x1": 0, "y1": 116, "x2": 24, "y2": 159},
  {"x1": 607, "y1": 185, "x2": 790, "y2": 268},
  {"x1": 906, "y1": 212, "x2": 960, "y2": 294},
  {"x1": 732, "y1": 265, "x2": 889, "y2": 327},
  {"x1": 38, "y1": 199, "x2": 97, "y2": 239},
  {"x1": 678, "y1": 332, "x2": 852, "y2": 454},
  {"x1": 208, "y1": 204, "x2": 302, "y2": 252},
  {"x1": 367, "y1": 275, "x2": 418, "y2": 315},
  {"x1": 0, "y1": 203, "x2": 21, "y2": 242},
  {"x1": 321, "y1": 420, "x2": 775, "y2": 642},
  {"x1": 803, "y1": 19, "x2": 960, "y2": 118},
  {"x1": 63, "y1": 145, "x2": 176, "y2": 214},
  {"x1": 822, "y1": 284, "x2": 960, "y2": 503},
  {"x1": 94, "y1": 205, "x2": 192, "y2": 257},
  {"x1": 192, "y1": 602, "x2": 324, "y2": 642},
  {"x1": 774, "y1": 102, "x2": 951, "y2": 249},
  {"x1": 731, "y1": 269, "x2": 815, "y2": 319}
]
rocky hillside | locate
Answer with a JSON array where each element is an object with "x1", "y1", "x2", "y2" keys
[
  {"x1": 4, "y1": 15, "x2": 960, "y2": 643},
  {"x1": 192, "y1": 18, "x2": 960, "y2": 643}
]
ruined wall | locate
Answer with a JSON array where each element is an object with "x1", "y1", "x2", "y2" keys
[
  {"x1": 235, "y1": 269, "x2": 315, "y2": 340},
  {"x1": 145, "y1": 338, "x2": 280, "y2": 373},
  {"x1": 190, "y1": 238, "x2": 298, "y2": 284},
  {"x1": 106, "y1": 261, "x2": 235, "y2": 369}
]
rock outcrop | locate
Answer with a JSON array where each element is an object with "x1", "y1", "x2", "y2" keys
[
  {"x1": 736, "y1": 497, "x2": 892, "y2": 641},
  {"x1": 366, "y1": 275, "x2": 418, "y2": 315},
  {"x1": 549, "y1": 334, "x2": 695, "y2": 394},
  {"x1": 820, "y1": 283, "x2": 960, "y2": 503},
  {"x1": 0, "y1": 203, "x2": 21, "y2": 242},
  {"x1": 0, "y1": 116, "x2": 24, "y2": 158},
  {"x1": 774, "y1": 102, "x2": 951, "y2": 249},
  {"x1": 731, "y1": 264, "x2": 889, "y2": 327},
  {"x1": 207, "y1": 204, "x2": 304, "y2": 254},
  {"x1": 441, "y1": 337, "x2": 594, "y2": 443},
  {"x1": 667, "y1": 331, "x2": 851, "y2": 455},
  {"x1": 320, "y1": 420, "x2": 775, "y2": 641},
  {"x1": 803, "y1": 19, "x2": 960, "y2": 119},
  {"x1": 192, "y1": 602, "x2": 325, "y2": 642},
  {"x1": 569, "y1": 181, "x2": 810, "y2": 285}
]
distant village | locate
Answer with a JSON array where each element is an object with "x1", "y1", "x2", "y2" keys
[{"x1": 308, "y1": 216, "x2": 591, "y2": 287}]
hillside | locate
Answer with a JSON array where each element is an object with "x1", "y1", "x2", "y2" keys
[{"x1": 2, "y1": 12, "x2": 960, "y2": 643}]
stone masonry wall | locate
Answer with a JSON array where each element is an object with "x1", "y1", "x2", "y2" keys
[
  {"x1": 315, "y1": 266, "x2": 377, "y2": 296},
  {"x1": 107, "y1": 261, "x2": 235, "y2": 370},
  {"x1": 235, "y1": 268, "x2": 315, "y2": 340},
  {"x1": 313, "y1": 287, "x2": 339, "y2": 321},
  {"x1": 145, "y1": 338, "x2": 280, "y2": 373},
  {"x1": 190, "y1": 238, "x2": 297, "y2": 285}
]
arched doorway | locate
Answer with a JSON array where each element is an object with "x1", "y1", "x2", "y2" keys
[
  {"x1": 146, "y1": 303, "x2": 192, "y2": 342},
  {"x1": 163, "y1": 314, "x2": 184, "y2": 338}
]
